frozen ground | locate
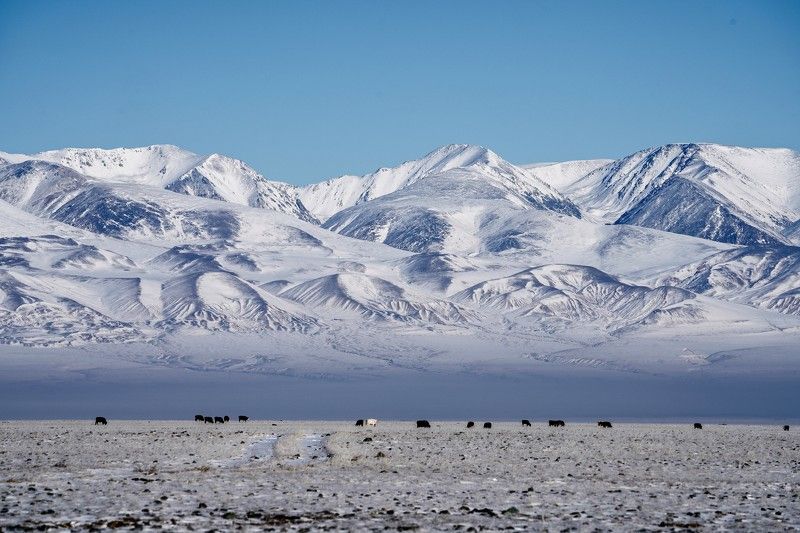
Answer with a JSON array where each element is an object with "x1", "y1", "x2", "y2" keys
[{"x1": 1, "y1": 421, "x2": 798, "y2": 531}]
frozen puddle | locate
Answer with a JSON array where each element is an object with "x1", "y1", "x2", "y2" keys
[
  {"x1": 283, "y1": 434, "x2": 329, "y2": 466},
  {"x1": 216, "y1": 434, "x2": 278, "y2": 467}
]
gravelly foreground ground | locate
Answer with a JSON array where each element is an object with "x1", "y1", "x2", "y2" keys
[{"x1": 1, "y1": 421, "x2": 798, "y2": 531}]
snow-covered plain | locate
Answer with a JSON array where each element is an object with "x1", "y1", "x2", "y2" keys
[
  {"x1": 0, "y1": 420, "x2": 797, "y2": 530},
  {"x1": 0, "y1": 142, "x2": 799, "y2": 391}
]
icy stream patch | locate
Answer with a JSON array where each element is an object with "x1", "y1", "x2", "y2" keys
[
  {"x1": 282, "y1": 434, "x2": 329, "y2": 466},
  {"x1": 217, "y1": 434, "x2": 278, "y2": 467}
]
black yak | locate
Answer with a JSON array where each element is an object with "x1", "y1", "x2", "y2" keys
[
  {"x1": 355, "y1": 419, "x2": 364, "y2": 427},
  {"x1": 466, "y1": 421, "x2": 475, "y2": 428},
  {"x1": 597, "y1": 421, "x2": 612, "y2": 428},
  {"x1": 483, "y1": 422, "x2": 492, "y2": 429},
  {"x1": 214, "y1": 416, "x2": 224, "y2": 424},
  {"x1": 223, "y1": 415, "x2": 230, "y2": 422},
  {"x1": 549, "y1": 420, "x2": 565, "y2": 427},
  {"x1": 238, "y1": 415, "x2": 249, "y2": 422},
  {"x1": 693, "y1": 423, "x2": 703, "y2": 429},
  {"x1": 784, "y1": 425, "x2": 790, "y2": 431},
  {"x1": 194, "y1": 414, "x2": 204, "y2": 422},
  {"x1": 94, "y1": 416, "x2": 107, "y2": 425},
  {"x1": 416, "y1": 420, "x2": 431, "y2": 428},
  {"x1": 204, "y1": 416, "x2": 214, "y2": 424},
  {"x1": 522, "y1": 419, "x2": 531, "y2": 427}
]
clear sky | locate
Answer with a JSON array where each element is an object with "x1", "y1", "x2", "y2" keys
[{"x1": 1, "y1": 1, "x2": 798, "y2": 184}]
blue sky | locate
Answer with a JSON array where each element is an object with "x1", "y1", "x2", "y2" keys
[{"x1": 1, "y1": 1, "x2": 798, "y2": 184}]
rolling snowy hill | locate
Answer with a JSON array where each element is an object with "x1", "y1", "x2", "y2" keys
[
  {"x1": 280, "y1": 272, "x2": 474, "y2": 325},
  {"x1": 451, "y1": 264, "x2": 702, "y2": 330},
  {"x1": 656, "y1": 245, "x2": 800, "y2": 316}
]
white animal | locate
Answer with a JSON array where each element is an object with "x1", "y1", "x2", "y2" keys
[{"x1": 366, "y1": 418, "x2": 378, "y2": 427}]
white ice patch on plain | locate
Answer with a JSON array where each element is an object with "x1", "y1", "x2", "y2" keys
[
  {"x1": 217, "y1": 434, "x2": 278, "y2": 467},
  {"x1": 283, "y1": 434, "x2": 329, "y2": 466}
]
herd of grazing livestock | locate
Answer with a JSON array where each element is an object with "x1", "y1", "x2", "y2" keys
[
  {"x1": 353, "y1": 419, "x2": 793, "y2": 431},
  {"x1": 90, "y1": 416, "x2": 792, "y2": 432},
  {"x1": 191, "y1": 415, "x2": 248, "y2": 424}
]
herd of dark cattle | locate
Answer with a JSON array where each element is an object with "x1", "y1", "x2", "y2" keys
[
  {"x1": 191, "y1": 415, "x2": 249, "y2": 424},
  {"x1": 404, "y1": 419, "x2": 569, "y2": 429},
  {"x1": 92, "y1": 416, "x2": 792, "y2": 432},
  {"x1": 365, "y1": 419, "x2": 789, "y2": 430},
  {"x1": 94, "y1": 415, "x2": 248, "y2": 425}
]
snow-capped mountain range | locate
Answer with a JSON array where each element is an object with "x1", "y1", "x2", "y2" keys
[{"x1": 1, "y1": 142, "x2": 798, "y2": 376}]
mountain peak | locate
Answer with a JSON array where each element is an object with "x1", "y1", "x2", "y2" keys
[
  {"x1": 300, "y1": 143, "x2": 565, "y2": 222},
  {"x1": 414, "y1": 144, "x2": 504, "y2": 174}
]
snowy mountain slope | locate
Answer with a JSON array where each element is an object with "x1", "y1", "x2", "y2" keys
[
  {"x1": 656, "y1": 245, "x2": 800, "y2": 316},
  {"x1": 301, "y1": 144, "x2": 579, "y2": 222},
  {"x1": 301, "y1": 144, "x2": 487, "y2": 222},
  {"x1": 320, "y1": 145, "x2": 585, "y2": 255},
  {"x1": 564, "y1": 144, "x2": 800, "y2": 245},
  {"x1": 27, "y1": 145, "x2": 203, "y2": 186},
  {"x1": 321, "y1": 169, "x2": 730, "y2": 278},
  {"x1": 7, "y1": 269, "x2": 153, "y2": 323},
  {"x1": 321, "y1": 182, "x2": 561, "y2": 255},
  {"x1": 0, "y1": 160, "x2": 244, "y2": 241},
  {"x1": 0, "y1": 160, "x2": 396, "y2": 260},
  {"x1": 280, "y1": 272, "x2": 473, "y2": 325},
  {"x1": 393, "y1": 252, "x2": 478, "y2": 293},
  {"x1": 784, "y1": 219, "x2": 800, "y2": 245},
  {"x1": 521, "y1": 159, "x2": 614, "y2": 191},
  {"x1": 164, "y1": 154, "x2": 317, "y2": 222},
  {"x1": 615, "y1": 177, "x2": 785, "y2": 246},
  {"x1": 0, "y1": 150, "x2": 33, "y2": 166},
  {"x1": 159, "y1": 271, "x2": 316, "y2": 332},
  {"x1": 0, "y1": 235, "x2": 138, "y2": 271},
  {"x1": 147, "y1": 244, "x2": 227, "y2": 274},
  {"x1": 0, "y1": 270, "x2": 149, "y2": 347},
  {"x1": 0, "y1": 160, "x2": 706, "y2": 289},
  {"x1": 451, "y1": 264, "x2": 697, "y2": 331},
  {"x1": 0, "y1": 145, "x2": 316, "y2": 222}
]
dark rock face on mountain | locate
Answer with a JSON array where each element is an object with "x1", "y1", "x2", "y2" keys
[{"x1": 615, "y1": 177, "x2": 783, "y2": 246}]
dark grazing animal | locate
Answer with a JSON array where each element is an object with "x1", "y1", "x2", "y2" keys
[
  {"x1": 483, "y1": 422, "x2": 492, "y2": 429},
  {"x1": 194, "y1": 414, "x2": 204, "y2": 422},
  {"x1": 416, "y1": 420, "x2": 431, "y2": 428},
  {"x1": 597, "y1": 421, "x2": 612, "y2": 428},
  {"x1": 355, "y1": 419, "x2": 364, "y2": 427},
  {"x1": 238, "y1": 415, "x2": 249, "y2": 422},
  {"x1": 214, "y1": 416, "x2": 225, "y2": 424},
  {"x1": 223, "y1": 415, "x2": 230, "y2": 422},
  {"x1": 784, "y1": 425, "x2": 790, "y2": 431},
  {"x1": 693, "y1": 422, "x2": 703, "y2": 429},
  {"x1": 204, "y1": 416, "x2": 214, "y2": 424},
  {"x1": 466, "y1": 421, "x2": 475, "y2": 428},
  {"x1": 549, "y1": 420, "x2": 565, "y2": 427},
  {"x1": 521, "y1": 419, "x2": 531, "y2": 427},
  {"x1": 94, "y1": 416, "x2": 107, "y2": 425}
]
